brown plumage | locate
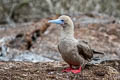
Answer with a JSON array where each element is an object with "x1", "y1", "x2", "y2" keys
[{"x1": 48, "y1": 15, "x2": 103, "y2": 73}]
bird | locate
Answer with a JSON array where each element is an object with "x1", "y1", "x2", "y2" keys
[{"x1": 48, "y1": 15, "x2": 104, "y2": 74}]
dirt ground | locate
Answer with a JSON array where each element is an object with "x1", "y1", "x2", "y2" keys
[
  {"x1": 0, "y1": 60, "x2": 120, "y2": 80},
  {"x1": 0, "y1": 13, "x2": 120, "y2": 80}
]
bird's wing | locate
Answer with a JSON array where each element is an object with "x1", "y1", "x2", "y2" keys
[{"x1": 77, "y1": 40, "x2": 93, "y2": 61}]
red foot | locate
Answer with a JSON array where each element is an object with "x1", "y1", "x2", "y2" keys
[
  {"x1": 62, "y1": 67, "x2": 72, "y2": 72},
  {"x1": 71, "y1": 66, "x2": 82, "y2": 74}
]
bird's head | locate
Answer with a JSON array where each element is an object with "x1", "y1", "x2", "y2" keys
[{"x1": 48, "y1": 15, "x2": 74, "y2": 29}]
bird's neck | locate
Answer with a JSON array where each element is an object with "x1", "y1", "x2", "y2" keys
[{"x1": 60, "y1": 26, "x2": 75, "y2": 40}]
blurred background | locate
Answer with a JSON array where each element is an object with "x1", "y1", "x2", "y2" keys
[
  {"x1": 0, "y1": 0, "x2": 120, "y2": 24},
  {"x1": 0, "y1": 0, "x2": 120, "y2": 62}
]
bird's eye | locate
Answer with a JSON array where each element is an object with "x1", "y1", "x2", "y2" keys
[{"x1": 61, "y1": 20, "x2": 64, "y2": 22}]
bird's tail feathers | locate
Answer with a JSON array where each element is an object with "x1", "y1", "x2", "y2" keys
[
  {"x1": 93, "y1": 50, "x2": 105, "y2": 55},
  {"x1": 91, "y1": 50, "x2": 105, "y2": 62}
]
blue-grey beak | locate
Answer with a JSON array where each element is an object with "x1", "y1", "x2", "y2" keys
[{"x1": 48, "y1": 19, "x2": 64, "y2": 24}]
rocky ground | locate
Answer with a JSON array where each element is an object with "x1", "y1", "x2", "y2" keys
[
  {"x1": 0, "y1": 13, "x2": 120, "y2": 79},
  {"x1": 0, "y1": 60, "x2": 120, "y2": 80}
]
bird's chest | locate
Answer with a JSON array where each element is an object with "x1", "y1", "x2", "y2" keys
[{"x1": 58, "y1": 40, "x2": 77, "y2": 55}]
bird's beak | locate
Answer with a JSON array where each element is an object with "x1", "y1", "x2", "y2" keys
[{"x1": 48, "y1": 19, "x2": 64, "y2": 24}]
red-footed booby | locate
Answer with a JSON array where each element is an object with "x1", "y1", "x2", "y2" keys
[{"x1": 48, "y1": 15, "x2": 103, "y2": 74}]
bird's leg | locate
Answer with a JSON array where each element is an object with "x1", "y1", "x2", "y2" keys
[
  {"x1": 71, "y1": 62, "x2": 86, "y2": 74},
  {"x1": 62, "y1": 65, "x2": 73, "y2": 72},
  {"x1": 71, "y1": 66, "x2": 82, "y2": 74}
]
